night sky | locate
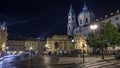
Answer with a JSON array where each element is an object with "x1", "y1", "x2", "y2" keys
[{"x1": 0, "y1": 0, "x2": 119, "y2": 39}]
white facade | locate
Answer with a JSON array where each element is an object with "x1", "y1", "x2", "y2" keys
[{"x1": 101, "y1": 11, "x2": 120, "y2": 27}]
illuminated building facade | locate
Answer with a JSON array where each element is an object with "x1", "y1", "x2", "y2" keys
[
  {"x1": 46, "y1": 35, "x2": 74, "y2": 56},
  {"x1": 67, "y1": 2, "x2": 95, "y2": 37},
  {"x1": 0, "y1": 22, "x2": 8, "y2": 52},
  {"x1": 25, "y1": 38, "x2": 38, "y2": 51},
  {"x1": 74, "y1": 34, "x2": 88, "y2": 54}
]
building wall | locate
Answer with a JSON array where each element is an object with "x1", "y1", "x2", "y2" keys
[
  {"x1": 38, "y1": 40, "x2": 46, "y2": 54},
  {"x1": 0, "y1": 27, "x2": 8, "y2": 52},
  {"x1": 7, "y1": 40, "x2": 25, "y2": 51},
  {"x1": 25, "y1": 40, "x2": 38, "y2": 51},
  {"x1": 74, "y1": 34, "x2": 88, "y2": 53},
  {"x1": 101, "y1": 11, "x2": 120, "y2": 27},
  {"x1": 7, "y1": 38, "x2": 45, "y2": 53},
  {"x1": 46, "y1": 35, "x2": 74, "y2": 56}
]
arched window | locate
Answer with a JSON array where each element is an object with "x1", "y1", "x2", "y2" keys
[
  {"x1": 79, "y1": 19, "x2": 82, "y2": 24},
  {"x1": 86, "y1": 18, "x2": 88, "y2": 23},
  {"x1": 69, "y1": 27, "x2": 70, "y2": 31}
]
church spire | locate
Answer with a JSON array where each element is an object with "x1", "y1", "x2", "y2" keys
[
  {"x1": 69, "y1": 4, "x2": 74, "y2": 13},
  {"x1": 1, "y1": 22, "x2": 7, "y2": 31},
  {"x1": 83, "y1": 1, "x2": 88, "y2": 11},
  {"x1": 67, "y1": 4, "x2": 76, "y2": 36}
]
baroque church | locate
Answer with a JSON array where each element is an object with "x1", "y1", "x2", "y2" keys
[{"x1": 67, "y1": 2, "x2": 95, "y2": 37}]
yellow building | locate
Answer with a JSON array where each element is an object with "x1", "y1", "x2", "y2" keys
[
  {"x1": 0, "y1": 22, "x2": 8, "y2": 53},
  {"x1": 25, "y1": 38, "x2": 38, "y2": 51},
  {"x1": 46, "y1": 35, "x2": 74, "y2": 56},
  {"x1": 74, "y1": 34, "x2": 88, "y2": 54}
]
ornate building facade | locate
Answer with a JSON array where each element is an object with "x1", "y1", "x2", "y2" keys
[
  {"x1": 46, "y1": 35, "x2": 74, "y2": 56},
  {"x1": 74, "y1": 34, "x2": 88, "y2": 54},
  {"x1": 67, "y1": 2, "x2": 95, "y2": 37},
  {"x1": 25, "y1": 38, "x2": 38, "y2": 51},
  {"x1": 0, "y1": 22, "x2": 8, "y2": 53},
  {"x1": 7, "y1": 39, "x2": 25, "y2": 51}
]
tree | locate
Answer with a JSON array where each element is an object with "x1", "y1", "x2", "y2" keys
[
  {"x1": 87, "y1": 22, "x2": 119, "y2": 57},
  {"x1": 103, "y1": 22, "x2": 118, "y2": 48},
  {"x1": 86, "y1": 31, "x2": 101, "y2": 56},
  {"x1": 116, "y1": 23, "x2": 120, "y2": 46}
]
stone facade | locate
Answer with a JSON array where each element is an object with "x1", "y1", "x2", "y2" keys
[
  {"x1": 67, "y1": 2, "x2": 95, "y2": 37},
  {"x1": 0, "y1": 22, "x2": 8, "y2": 52},
  {"x1": 7, "y1": 39, "x2": 25, "y2": 51},
  {"x1": 7, "y1": 38, "x2": 45, "y2": 53},
  {"x1": 37, "y1": 40, "x2": 46, "y2": 54},
  {"x1": 100, "y1": 10, "x2": 120, "y2": 27},
  {"x1": 74, "y1": 34, "x2": 88, "y2": 54},
  {"x1": 25, "y1": 39, "x2": 38, "y2": 51},
  {"x1": 46, "y1": 35, "x2": 74, "y2": 56}
]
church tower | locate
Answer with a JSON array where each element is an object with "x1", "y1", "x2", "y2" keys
[
  {"x1": 77, "y1": 2, "x2": 95, "y2": 37},
  {"x1": 67, "y1": 5, "x2": 77, "y2": 36},
  {"x1": 78, "y1": 2, "x2": 90, "y2": 27},
  {"x1": 1, "y1": 22, "x2": 7, "y2": 31}
]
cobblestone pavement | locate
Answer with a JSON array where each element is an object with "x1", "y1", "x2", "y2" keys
[{"x1": 2, "y1": 55, "x2": 120, "y2": 68}]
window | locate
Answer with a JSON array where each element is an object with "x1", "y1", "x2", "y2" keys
[
  {"x1": 116, "y1": 17, "x2": 119, "y2": 20},
  {"x1": 86, "y1": 18, "x2": 88, "y2": 23},
  {"x1": 64, "y1": 45, "x2": 67, "y2": 50},
  {"x1": 73, "y1": 17, "x2": 75, "y2": 21},
  {"x1": 70, "y1": 47, "x2": 72, "y2": 49},
  {"x1": 79, "y1": 19, "x2": 82, "y2": 24},
  {"x1": 69, "y1": 27, "x2": 70, "y2": 31},
  {"x1": 109, "y1": 19, "x2": 111, "y2": 22}
]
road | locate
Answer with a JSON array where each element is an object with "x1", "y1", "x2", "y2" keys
[{"x1": 2, "y1": 56, "x2": 120, "y2": 68}]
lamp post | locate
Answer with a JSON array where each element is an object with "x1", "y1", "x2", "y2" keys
[
  {"x1": 71, "y1": 39, "x2": 75, "y2": 57},
  {"x1": 45, "y1": 44, "x2": 49, "y2": 55},
  {"x1": 30, "y1": 47, "x2": 33, "y2": 58},
  {"x1": 82, "y1": 43, "x2": 85, "y2": 62},
  {"x1": 90, "y1": 24, "x2": 98, "y2": 57},
  {"x1": 6, "y1": 46, "x2": 9, "y2": 55}
]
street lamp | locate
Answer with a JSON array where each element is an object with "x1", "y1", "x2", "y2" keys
[
  {"x1": 45, "y1": 44, "x2": 48, "y2": 48},
  {"x1": 6, "y1": 46, "x2": 9, "y2": 55},
  {"x1": 71, "y1": 39, "x2": 75, "y2": 43},
  {"x1": 82, "y1": 43, "x2": 85, "y2": 62},
  {"x1": 30, "y1": 47, "x2": 33, "y2": 57},
  {"x1": 71, "y1": 39, "x2": 75, "y2": 57},
  {"x1": 90, "y1": 24, "x2": 98, "y2": 31},
  {"x1": 90, "y1": 24, "x2": 98, "y2": 57},
  {"x1": 30, "y1": 47, "x2": 33, "y2": 50}
]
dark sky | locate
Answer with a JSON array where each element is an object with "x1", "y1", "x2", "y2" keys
[{"x1": 0, "y1": 0, "x2": 120, "y2": 39}]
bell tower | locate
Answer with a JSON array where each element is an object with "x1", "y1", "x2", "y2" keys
[{"x1": 67, "y1": 5, "x2": 77, "y2": 36}]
